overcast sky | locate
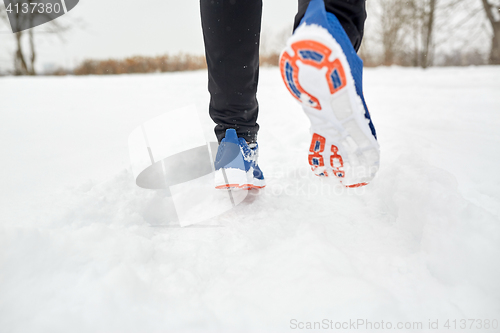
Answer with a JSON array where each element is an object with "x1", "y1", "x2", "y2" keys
[{"x1": 0, "y1": 0, "x2": 297, "y2": 71}]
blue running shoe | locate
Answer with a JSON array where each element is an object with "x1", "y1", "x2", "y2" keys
[
  {"x1": 214, "y1": 129, "x2": 265, "y2": 190},
  {"x1": 279, "y1": 0, "x2": 380, "y2": 188}
]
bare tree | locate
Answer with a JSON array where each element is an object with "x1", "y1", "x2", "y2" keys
[
  {"x1": 432, "y1": 0, "x2": 489, "y2": 66},
  {"x1": 0, "y1": 1, "x2": 70, "y2": 75},
  {"x1": 481, "y1": 0, "x2": 500, "y2": 63},
  {"x1": 402, "y1": 0, "x2": 439, "y2": 68},
  {"x1": 422, "y1": 0, "x2": 437, "y2": 68},
  {"x1": 365, "y1": 0, "x2": 491, "y2": 67},
  {"x1": 377, "y1": 0, "x2": 412, "y2": 66},
  {"x1": 370, "y1": 0, "x2": 439, "y2": 67}
]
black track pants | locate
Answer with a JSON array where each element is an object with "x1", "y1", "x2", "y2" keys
[{"x1": 200, "y1": 0, "x2": 367, "y2": 143}]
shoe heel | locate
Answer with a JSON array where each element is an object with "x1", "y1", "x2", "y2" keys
[{"x1": 280, "y1": 39, "x2": 347, "y2": 111}]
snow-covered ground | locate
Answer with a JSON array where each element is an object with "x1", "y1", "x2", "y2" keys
[{"x1": 1, "y1": 66, "x2": 500, "y2": 332}]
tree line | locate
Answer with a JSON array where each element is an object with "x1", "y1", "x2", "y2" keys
[
  {"x1": 1, "y1": 0, "x2": 499, "y2": 75},
  {"x1": 358, "y1": 0, "x2": 500, "y2": 67}
]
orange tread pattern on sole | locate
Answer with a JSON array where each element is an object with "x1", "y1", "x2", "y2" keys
[
  {"x1": 215, "y1": 184, "x2": 265, "y2": 190},
  {"x1": 280, "y1": 39, "x2": 372, "y2": 189}
]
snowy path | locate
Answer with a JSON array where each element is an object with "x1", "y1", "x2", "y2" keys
[{"x1": 1, "y1": 67, "x2": 500, "y2": 332}]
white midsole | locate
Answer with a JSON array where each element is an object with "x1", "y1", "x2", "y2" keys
[{"x1": 214, "y1": 167, "x2": 265, "y2": 188}]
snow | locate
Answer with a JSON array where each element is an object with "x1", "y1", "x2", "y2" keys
[{"x1": 1, "y1": 66, "x2": 500, "y2": 332}]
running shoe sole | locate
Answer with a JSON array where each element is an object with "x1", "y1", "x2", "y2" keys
[{"x1": 279, "y1": 24, "x2": 380, "y2": 188}]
